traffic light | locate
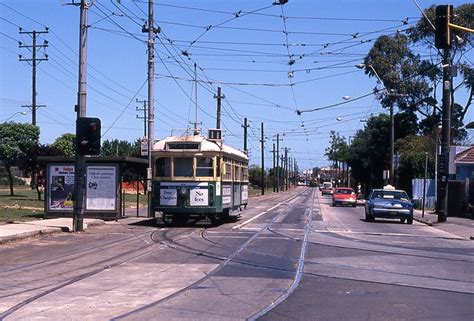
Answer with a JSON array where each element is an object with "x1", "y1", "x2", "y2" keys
[
  {"x1": 435, "y1": 5, "x2": 453, "y2": 50},
  {"x1": 76, "y1": 117, "x2": 101, "y2": 155}
]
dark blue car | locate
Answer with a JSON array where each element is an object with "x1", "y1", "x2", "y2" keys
[{"x1": 364, "y1": 188, "x2": 413, "y2": 224}]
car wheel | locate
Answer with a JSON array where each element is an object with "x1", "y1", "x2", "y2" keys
[
  {"x1": 407, "y1": 218, "x2": 413, "y2": 224},
  {"x1": 400, "y1": 218, "x2": 406, "y2": 223},
  {"x1": 352, "y1": 203, "x2": 357, "y2": 207}
]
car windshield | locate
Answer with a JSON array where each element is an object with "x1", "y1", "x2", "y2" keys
[
  {"x1": 372, "y1": 190, "x2": 409, "y2": 201},
  {"x1": 336, "y1": 189, "x2": 353, "y2": 194}
]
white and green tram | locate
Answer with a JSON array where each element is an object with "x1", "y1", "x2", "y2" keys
[{"x1": 151, "y1": 131, "x2": 249, "y2": 223}]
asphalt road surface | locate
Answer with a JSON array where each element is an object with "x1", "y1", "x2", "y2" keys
[{"x1": 0, "y1": 187, "x2": 472, "y2": 320}]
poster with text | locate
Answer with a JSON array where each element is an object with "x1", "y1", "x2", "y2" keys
[
  {"x1": 48, "y1": 164, "x2": 75, "y2": 211},
  {"x1": 86, "y1": 166, "x2": 117, "y2": 210}
]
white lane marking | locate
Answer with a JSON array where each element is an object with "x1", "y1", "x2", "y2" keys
[
  {"x1": 313, "y1": 228, "x2": 465, "y2": 240},
  {"x1": 232, "y1": 192, "x2": 302, "y2": 230}
]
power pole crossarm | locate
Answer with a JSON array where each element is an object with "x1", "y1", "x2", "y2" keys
[{"x1": 136, "y1": 99, "x2": 148, "y2": 137}]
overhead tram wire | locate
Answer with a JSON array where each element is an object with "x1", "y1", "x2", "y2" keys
[
  {"x1": 102, "y1": 79, "x2": 147, "y2": 137},
  {"x1": 144, "y1": 2, "x2": 416, "y2": 23},
  {"x1": 184, "y1": 4, "x2": 274, "y2": 50}
]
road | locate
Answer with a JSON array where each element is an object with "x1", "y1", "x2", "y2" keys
[{"x1": 0, "y1": 187, "x2": 473, "y2": 320}]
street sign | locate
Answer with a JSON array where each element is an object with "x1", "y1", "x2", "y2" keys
[{"x1": 140, "y1": 137, "x2": 148, "y2": 156}]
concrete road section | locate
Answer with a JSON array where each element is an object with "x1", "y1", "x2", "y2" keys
[{"x1": 0, "y1": 187, "x2": 472, "y2": 320}]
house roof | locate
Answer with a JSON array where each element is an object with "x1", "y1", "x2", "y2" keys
[{"x1": 455, "y1": 146, "x2": 474, "y2": 164}]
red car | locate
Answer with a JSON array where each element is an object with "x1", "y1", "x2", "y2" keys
[{"x1": 332, "y1": 187, "x2": 357, "y2": 207}]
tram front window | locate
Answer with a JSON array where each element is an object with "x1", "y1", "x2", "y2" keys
[
  {"x1": 156, "y1": 157, "x2": 171, "y2": 177},
  {"x1": 196, "y1": 157, "x2": 214, "y2": 177},
  {"x1": 174, "y1": 157, "x2": 193, "y2": 177}
]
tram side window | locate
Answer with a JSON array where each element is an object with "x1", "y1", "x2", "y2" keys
[
  {"x1": 234, "y1": 165, "x2": 241, "y2": 182},
  {"x1": 156, "y1": 157, "x2": 171, "y2": 177},
  {"x1": 174, "y1": 157, "x2": 193, "y2": 177},
  {"x1": 224, "y1": 162, "x2": 232, "y2": 180},
  {"x1": 196, "y1": 157, "x2": 214, "y2": 177},
  {"x1": 242, "y1": 167, "x2": 248, "y2": 181}
]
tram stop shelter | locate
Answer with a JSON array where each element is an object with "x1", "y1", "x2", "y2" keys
[{"x1": 38, "y1": 156, "x2": 147, "y2": 220}]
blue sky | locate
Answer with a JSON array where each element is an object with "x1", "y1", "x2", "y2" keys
[{"x1": 1, "y1": 0, "x2": 472, "y2": 170}]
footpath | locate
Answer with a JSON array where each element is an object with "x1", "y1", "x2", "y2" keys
[
  {"x1": 413, "y1": 209, "x2": 474, "y2": 240},
  {"x1": 1, "y1": 205, "x2": 473, "y2": 244},
  {"x1": 0, "y1": 207, "x2": 148, "y2": 244}
]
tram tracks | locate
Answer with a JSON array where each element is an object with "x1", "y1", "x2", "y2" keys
[
  {"x1": 112, "y1": 188, "x2": 315, "y2": 320},
  {"x1": 1, "y1": 188, "x2": 313, "y2": 320}
]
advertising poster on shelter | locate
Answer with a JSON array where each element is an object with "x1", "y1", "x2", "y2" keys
[
  {"x1": 86, "y1": 166, "x2": 116, "y2": 210},
  {"x1": 48, "y1": 164, "x2": 75, "y2": 211}
]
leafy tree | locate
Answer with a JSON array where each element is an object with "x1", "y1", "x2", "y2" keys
[
  {"x1": 52, "y1": 133, "x2": 75, "y2": 156},
  {"x1": 0, "y1": 122, "x2": 39, "y2": 195},
  {"x1": 346, "y1": 115, "x2": 390, "y2": 191},
  {"x1": 101, "y1": 139, "x2": 140, "y2": 157},
  {"x1": 396, "y1": 135, "x2": 436, "y2": 196},
  {"x1": 249, "y1": 165, "x2": 264, "y2": 188},
  {"x1": 325, "y1": 130, "x2": 349, "y2": 183},
  {"x1": 362, "y1": 4, "x2": 473, "y2": 143},
  {"x1": 17, "y1": 144, "x2": 65, "y2": 200}
]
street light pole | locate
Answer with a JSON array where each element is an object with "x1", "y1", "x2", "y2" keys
[
  {"x1": 356, "y1": 63, "x2": 395, "y2": 186},
  {"x1": 422, "y1": 152, "x2": 428, "y2": 218}
]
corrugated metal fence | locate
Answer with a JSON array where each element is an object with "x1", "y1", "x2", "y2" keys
[{"x1": 412, "y1": 179, "x2": 435, "y2": 209}]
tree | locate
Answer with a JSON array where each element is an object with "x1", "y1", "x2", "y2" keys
[
  {"x1": 249, "y1": 165, "x2": 264, "y2": 188},
  {"x1": 52, "y1": 133, "x2": 75, "y2": 156},
  {"x1": 0, "y1": 122, "x2": 39, "y2": 196},
  {"x1": 362, "y1": 4, "x2": 473, "y2": 143},
  {"x1": 101, "y1": 139, "x2": 140, "y2": 157},
  {"x1": 17, "y1": 144, "x2": 65, "y2": 200},
  {"x1": 346, "y1": 115, "x2": 390, "y2": 191},
  {"x1": 396, "y1": 135, "x2": 436, "y2": 196},
  {"x1": 325, "y1": 131, "x2": 349, "y2": 184}
]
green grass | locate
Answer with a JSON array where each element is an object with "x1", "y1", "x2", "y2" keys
[
  {"x1": 0, "y1": 188, "x2": 149, "y2": 223},
  {"x1": 123, "y1": 192, "x2": 148, "y2": 207},
  {"x1": 0, "y1": 188, "x2": 44, "y2": 222},
  {"x1": 249, "y1": 186, "x2": 275, "y2": 197}
]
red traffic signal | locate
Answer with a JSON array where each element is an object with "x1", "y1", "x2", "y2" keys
[{"x1": 76, "y1": 117, "x2": 101, "y2": 155}]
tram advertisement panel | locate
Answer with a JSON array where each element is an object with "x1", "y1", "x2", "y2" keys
[
  {"x1": 241, "y1": 185, "x2": 248, "y2": 202},
  {"x1": 160, "y1": 188, "x2": 177, "y2": 206},
  {"x1": 222, "y1": 184, "x2": 232, "y2": 206},
  {"x1": 86, "y1": 165, "x2": 117, "y2": 211},
  {"x1": 48, "y1": 164, "x2": 75, "y2": 211}
]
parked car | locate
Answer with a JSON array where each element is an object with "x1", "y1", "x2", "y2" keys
[
  {"x1": 321, "y1": 182, "x2": 333, "y2": 195},
  {"x1": 364, "y1": 187, "x2": 413, "y2": 224},
  {"x1": 332, "y1": 187, "x2": 357, "y2": 207}
]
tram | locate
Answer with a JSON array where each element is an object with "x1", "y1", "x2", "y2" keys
[{"x1": 151, "y1": 129, "x2": 249, "y2": 223}]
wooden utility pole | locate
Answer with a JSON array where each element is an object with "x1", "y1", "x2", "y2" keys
[
  {"x1": 214, "y1": 87, "x2": 224, "y2": 129},
  {"x1": 19, "y1": 28, "x2": 48, "y2": 125},
  {"x1": 260, "y1": 123, "x2": 265, "y2": 195},
  {"x1": 272, "y1": 143, "x2": 276, "y2": 192},
  {"x1": 242, "y1": 117, "x2": 249, "y2": 154}
]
